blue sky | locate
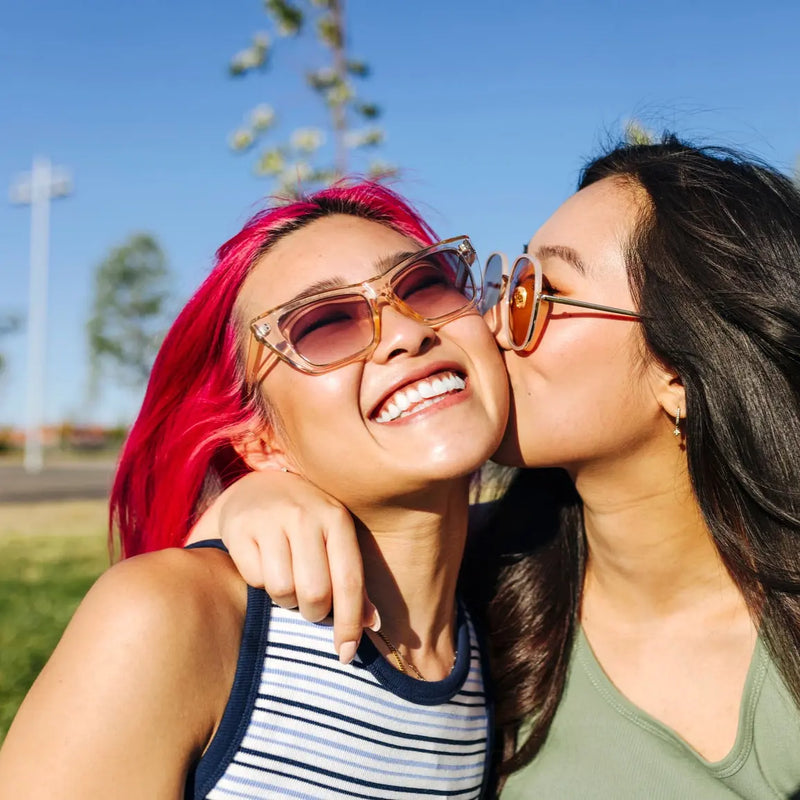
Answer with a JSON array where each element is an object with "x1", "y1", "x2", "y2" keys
[{"x1": 1, "y1": 0, "x2": 798, "y2": 427}]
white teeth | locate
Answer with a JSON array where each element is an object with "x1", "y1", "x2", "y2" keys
[
  {"x1": 418, "y1": 381, "x2": 435, "y2": 399},
  {"x1": 377, "y1": 405, "x2": 400, "y2": 423},
  {"x1": 374, "y1": 371, "x2": 467, "y2": 424}
]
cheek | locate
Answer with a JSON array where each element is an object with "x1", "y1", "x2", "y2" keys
[
  {"x1": 454, "y1": 318, "x2": 510, "y2": 429},
  {"x1": 509, "y1": 316, "x2": 640, "y2": 391},
  {"x1": 262, "y1": 370, "x2": 361, "y2": 462},
  {"x1": 504, "y1": 319, "x2": 606, "y2": 399},
  {"x1": 500, "y1": 322, "x2": 647, "y2": 462}
]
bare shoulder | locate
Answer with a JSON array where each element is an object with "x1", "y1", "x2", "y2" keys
[
  {"x1": 93, "y1": 544, "x2": 246, "y2": 631},
  {"x1": 69, "y1": 545, "x2": 247, "y2": 673},
  {"x1": 0, "y1": 546, "x2": 247, "y2": 800},
  {"x1": 71, "y1": 544, "x2": 248, "y2": 726}
]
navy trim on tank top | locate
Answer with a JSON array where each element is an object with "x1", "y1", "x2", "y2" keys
[
  {"x1": 355, "y1": 602, "x2": 473, "y2": 705},
  {"x1": 183, "y1": 541, "x2": 271, "y2": 799}
]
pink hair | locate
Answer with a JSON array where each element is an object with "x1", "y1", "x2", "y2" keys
[{"x1": 110, "y1": 181, "x2": 439, "y2": 558}]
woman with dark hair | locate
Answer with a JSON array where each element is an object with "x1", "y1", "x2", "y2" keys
[
  {"x1": 0, "y1": 182, "x2": 509, "y2": 799},
  {"x1": 488, "y1": 137, "x2": 800, "y2": 797},
  {"x1": 203, "y1": 137, "x2": 800, "y2": 798}
]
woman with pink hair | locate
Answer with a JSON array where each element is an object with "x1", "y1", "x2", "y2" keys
[{"x1": 0, "y1": 182, "x2": 508, "y2": 799}]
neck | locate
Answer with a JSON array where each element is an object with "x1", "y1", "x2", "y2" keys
[
  {"x1": 352, "y1": 483, "x2": 470, "y2": 679},
  {"x1": 574, "y1": 444, "x2": 744, "y2": 627}
]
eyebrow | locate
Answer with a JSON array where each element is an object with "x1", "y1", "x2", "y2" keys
[
  {"x1": 289, "y1": 249, "x2": 419, "y2": 304},
  {"x1": 533, "y1": 244, "x2": 588, "y2": 276}
]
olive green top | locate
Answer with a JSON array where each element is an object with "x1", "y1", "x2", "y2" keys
[{"x1": 501, "y1": 629, "x2": 800, "y2": 799}]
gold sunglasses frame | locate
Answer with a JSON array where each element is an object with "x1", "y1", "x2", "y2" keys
[{"x1": 481, "y1": 251, "x2": 641, "y2": 351}]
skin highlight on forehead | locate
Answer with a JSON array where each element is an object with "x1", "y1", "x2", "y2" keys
[
  {"x1": 271, "y1": 247, "x2": 422, "y2": 308},
  {"x1": 531, "y1": 176, "x2": 650, "y2": 284},
  {"x1": 236, "y1": 216, "x2": 422, "y2": 325}
]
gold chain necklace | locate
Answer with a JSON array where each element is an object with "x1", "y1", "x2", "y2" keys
[
  {"x1": 374, "y1": 629, "x2": 457, "y2": 681},
  {"x1": 375, "y1": 629, "x2": 427, "y2": 680}
]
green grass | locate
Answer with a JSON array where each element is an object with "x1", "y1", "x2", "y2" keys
[{"x1": 0, "y1": 501, "x2": 109, "y2": 743}]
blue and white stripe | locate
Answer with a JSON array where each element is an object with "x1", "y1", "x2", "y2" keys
[{"x1": 190, "y1": 589, "x2": 491, "y2": 800}]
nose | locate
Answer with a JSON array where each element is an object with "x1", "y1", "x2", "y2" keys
[{"x1": 370, "y1": 302, "x2": 436, "y2": 363}]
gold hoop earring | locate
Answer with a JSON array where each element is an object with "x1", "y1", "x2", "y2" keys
[{"x1": 673, "y1": 407, "x2": 681, "y2": 437}]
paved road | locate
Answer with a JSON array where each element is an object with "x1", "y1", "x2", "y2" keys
[{"x1": 0, "y1": 461, "x2": 116, "y2": 503}]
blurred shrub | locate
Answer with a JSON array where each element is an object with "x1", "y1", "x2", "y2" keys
[{"x1": 0, "y1": 428, "x2": 18, "y2": 455}]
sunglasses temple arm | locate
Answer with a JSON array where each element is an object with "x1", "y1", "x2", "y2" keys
[{"x1": 543, "y1": 295, "x2": 640, "y2": 318}]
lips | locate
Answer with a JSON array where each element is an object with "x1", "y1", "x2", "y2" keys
[{"x1": 372, "y1": 370, "x2": 467, "y2": 424}]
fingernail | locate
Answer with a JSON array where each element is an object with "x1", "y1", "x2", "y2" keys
[
  {"x1": 339, "y1": 640, "x2": 358, "y2": 665},
  {"x1": 367, "y1": 606, "x2": 381, "y2": 632}
]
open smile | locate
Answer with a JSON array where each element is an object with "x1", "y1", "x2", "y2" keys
[{"x1": 372, "y1": 371, "x2": 467, "y2": 424}]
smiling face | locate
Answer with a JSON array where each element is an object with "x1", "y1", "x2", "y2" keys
[
  {"x1": 237, "y1": 214, "x2": 509, "y2": 510},
  {"x1": 494, "y1": 178, "x2": 675, "y2": 472}
]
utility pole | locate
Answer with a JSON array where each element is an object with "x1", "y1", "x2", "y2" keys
[{"x1": 9, "y1": 156, "x2": 72, "y2": 473}]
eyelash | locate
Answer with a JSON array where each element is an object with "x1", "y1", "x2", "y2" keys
[{"x1": 541, "y1": 276, "x2": 561, "y2": 296}]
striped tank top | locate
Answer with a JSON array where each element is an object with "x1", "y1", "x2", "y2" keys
[{"x1": 186, "y1": 585, "x2": 493, "y2": 799}]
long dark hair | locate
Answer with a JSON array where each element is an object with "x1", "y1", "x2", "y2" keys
[{"x1": 488, "y1": 135, "x2": 800, "y2": 774}]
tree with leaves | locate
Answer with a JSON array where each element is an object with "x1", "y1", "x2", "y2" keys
[
  {"x1": 228, "y1": 0, "x2": 392, "y2": 194},
  {"x1": 87, "y1": 234, "x2": 173, "y2": 395},
  {"x1": 624, "y1": 119, "x2": 655, "y2": 145}
]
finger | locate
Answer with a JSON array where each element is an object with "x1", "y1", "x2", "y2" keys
[
  {"x1": 325, "y1": 509, "x2": 368, "y2": 659},
  {"x1": 225, "y1": 535, "x2": 267, "y2": 589},
  {"x1": 259, "y1": 534, "x2": 299, "y2": 609},
  {"x1": 291, "y1": 526, "x2": 335, "y2": 624},
  {"x1": 362, "y1": 593, "x2": 380, "y2": 632}
]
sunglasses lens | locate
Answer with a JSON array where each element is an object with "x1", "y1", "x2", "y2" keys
[
  {"x1": 392, "y1": 249, "x2": 476, "y2": 320},
  {"x1": 280, "y1": 295, "x2": 374, "y2": 367},
  {"x1": 268, "y1": 242, "x2": 478, "y2": 372},
  {"x1": 481, "y1": 254, "x2": 505, "y2": 314},
  {"x1": 508, "y1": 256, "x2": 540, "y2": 348}
]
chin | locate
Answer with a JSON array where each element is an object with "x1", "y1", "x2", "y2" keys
[
  {"x1": 423, "y1": 453, "x2": 492, "y2": 481},
  {"x1": 405, "y1": 442, "x2": 494, "y2": 485},
  {"x1": 490, "y1": 409, "x2": 528, "y2": 468}
]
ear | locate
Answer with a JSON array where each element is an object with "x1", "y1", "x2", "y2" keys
[
  {"x1": 649, "y1": 360, "x2": 686, "y2": 425},
  {"x1": 233, "y1": 427, "x2": 293, "y2": 473}
]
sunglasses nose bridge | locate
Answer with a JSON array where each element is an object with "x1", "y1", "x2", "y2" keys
[
  {"x1": 361, "y1": 284, "x2": 398, "y2": 351},
  {"x1": 372, "y1": 282, "x2": 412, "y2": 317},
  {"x1": 367, "y1": 283, "x2": 437, "y2": 351}
]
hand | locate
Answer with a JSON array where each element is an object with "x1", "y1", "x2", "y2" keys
[{"x1": 187, "y1": 470, "x2": 378, "y2": 663}]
